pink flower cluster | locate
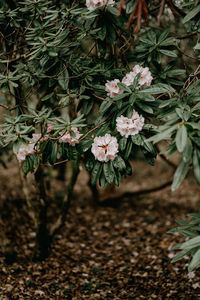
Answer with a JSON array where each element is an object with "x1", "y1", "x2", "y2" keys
[
  {"x1": 46, "y1": 121, "x2": 57, "y2": 134},
  {"x1": 16, "y1": 133, "x2": 41, "y2": 162},
  {"x1": 105, "y1": 65, "x2": 153, "y2": 98},
  {"x1": 91, "y1": 133, "x2": 118, "y2": 162},
  {"x1": 86, "y1": 0, "x2": 115, "y2": 10},
  {"x1": 105, "y1": 79, "x2": 123, "y2": 98},
  {"x1": 116, "y1": 110, "x2": 144, "y2": 138},
  {"x1": 122, "y1": 65, "x2": 153, "y2": 88},
  {"x1": 59, "y1": 127, "x2": 82, "y2": 146}
]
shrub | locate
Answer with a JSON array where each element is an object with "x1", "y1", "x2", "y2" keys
[{"x1": 0, "y1": 0, "x2": 199, "y2": 261}]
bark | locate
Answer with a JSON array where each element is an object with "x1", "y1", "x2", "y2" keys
[
  {"x1": 33, "y1": 166, "x2": 50, "y2": 261},
  {"x1": 50, "y1": 160, "x2": 80, "y2": 236}
]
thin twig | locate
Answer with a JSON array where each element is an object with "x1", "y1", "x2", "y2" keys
[{"x1": 79, "y1": 121, "x2": 107, "y2": 141}]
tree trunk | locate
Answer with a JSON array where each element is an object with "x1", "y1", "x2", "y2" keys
[{"x1": 33, "y1": 166, "x2": 50, "y2": 261}]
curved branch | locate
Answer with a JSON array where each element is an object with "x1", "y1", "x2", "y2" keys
[{"x1": 100, "y1": 179, "x2": 173, "y2": 206}]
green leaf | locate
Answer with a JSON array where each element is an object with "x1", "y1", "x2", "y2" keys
[
  {"x1": 166, "y1": 69, "x2": 186, "y2": 76},
  {"x1": 131, "y1": 134, "x2": 145, "y2": 146},
  {"x1": 103, "y1": 161, "x2": 115, "y2": 184},
  {"x1": 142, "y1": 84, "x2": 175, "y2": 94},
  {"x1": 117, "y1": 82, "x2": 132, "y2": 93},
  {"x1": 98, "y1": 25, "x2": 106, "y2": 40},
  {"x1": 58, "y1": 69, "x2": 69, "y2": 90},
  {"x1": 91, "y1": 161, "x2": 102, "y2": 185},
  {"x1": 49, "y1": 142, "x2": 57, "y2": 165},
  {"x1": 183, "y1": 5, "x2": 200, "y2": 23},
  {"x1": 179, "y1": 236, "x2": 200, "y2": 250},
  {"x1": 113, "y1": 156, "x2": 126, "y2": 171},
  {"x1": 159, "y1": 37, "x2": 174, "y2": 46},
  {"x1": 183, "y1": 138, "x2": 193, "y2": 162},
  {"x1": 158, "y1": 30, "x2": 169, "y2": 43},
  {"x1": 172, "y1": 160, "x2": 190, "y2": 191},
  {"x1": 41, "y1": 92, "x2": 53, "y2": 101},
  {"x1": 112, "y1": 93, "x2": 129, "y2": 101},
  {"x1": 193, "y1": 148, "x2": 200, "y2": 184},
  {"x1": 148, "y1": 124, "x2": 178, "y2": 144},
  {"x1": 99, "y1": 101, "x2": 112, "y2": 114},
  {"x1": 171, "y1": 249, "x2": 192, "y2": 263},
  {"x1": 159, "y1": 49, "x2": 177, "y2": 58},
  {"x1": 188, "y1": 248, "x2": 200, "y2": 272},
  {"x1": 119, "y1": 137, "x2": 127, "y2": 151},
  {"x1": 22, "y1": 157, "x2": 31, "y2": 176},
  {"x1": 124, "y1": 140, "x2": 132, "y2": 160},
  {"x1": 136, "y1": 102, "x2": 154, "y2": 114},
  {"x1": 175, "y1": 125, "x2": 187, "y2": 152}
]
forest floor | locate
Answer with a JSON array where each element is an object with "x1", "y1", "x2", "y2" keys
[{"x1": 0, "y1": 156, "x2": 200, "y2": 300}]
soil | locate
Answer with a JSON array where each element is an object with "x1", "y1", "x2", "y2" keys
[{"x1": 0, "y1": 157, "x2": 200, "y2": 300}]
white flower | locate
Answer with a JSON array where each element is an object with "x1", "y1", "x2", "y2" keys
[
  {"x1": 16, "y1": 144, "x2": 35, "y2": 162},
  {"x1": 132, "y1": 65, "x2": 153, "y2": 88},
  {"x1": 105, "y1": 79, "x2": 123, "y2": 98},
  {"x1": 122, "y1": 65, "x2": 153, "y2": 88},
  {"x1": 122, "y1": 71, "x2": 136, "y2": 87},
  {"x1": 32, "y1": 133, "x2": 41, "y2": 142},
  {"x1": 47, "y1": 123, "x2": 53, "y2": 133},
  {"x1": 27, "y1": 143, "x2": 35, "y2": 154},
  {"x1": 47, "y1": 121, "x2": 56, "y2": 134},
  {"x1": 16, "y1": 146, "x2": 28, "y2": 162},
  {"x1": 86, "y1": 0, "x2": 115, "y2": 10},
  {"x1": 116, "y1": 110, "x2": 144, "y2": 137},
  {"x1": 59, "y1": 127, "x2": 82, "y2": 146},
  {"x1": 91, "y1": 133, "x2": 118, "y2": 162}
]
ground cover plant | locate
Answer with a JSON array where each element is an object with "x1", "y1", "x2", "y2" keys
[{"x1": 0, "y1": 0, "x2": 200, "y2": 274}]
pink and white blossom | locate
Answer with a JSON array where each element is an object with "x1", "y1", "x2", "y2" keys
[
  {"x1": 122, "y1": 71, "x2": 136, "y2": 87},
  {"x1": 105, "y1": 79, "x2": 123, "y2": 98},
  {"x1": 133, "y1": 65, "x2": 153, "y2": 87},
  {"x1": 16, "y1": 144, "x2": 35, "y2": 162},
  {"x1": 32, "y1": 133, "x2": 41, "y2": 142},
  {"x1": 47, "y1": 123, "x2": 53, "y2": 133},
  {"x1": 59, "y1": 127, "x2": 82, "y2": 146},
  {"x1": 86, "y1": 0, "x2": 115, "y2": 10},
  {"x1": 16, "y1": 146, "x2": 29, "y2": 162},
  {"x1": 116, "y1": 110, "x2": 144, "y2": 137},
  {"x1": 91, "y1": 133, "x2": 118, "y2": 162},
  {"x1": 16, "y1": 133, "x2": 42, "y2": 162},
  {"x1": 122, "y1": 65, "x2": 153, "y2": 88},
  {"x1": 47, "y1": 121, "x2": 56, "y2": 133}
]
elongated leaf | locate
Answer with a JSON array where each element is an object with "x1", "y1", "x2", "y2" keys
[
  {"x1": 188, "y1": 248, "x2": 200, "y2": 272},
  {"x1": 183, "y1": 5, "x2": 200, "y2": 23},
  {"x1": 91, "y1": 161, "x2": 102, "y2": 185},
  {"x1": 193, "y1": 148, "x2": 200, "y2": 184},
  {"x1": 103, "y1": 162, "x2": 115, "y2": 184},
  {"x1": 117, "y1": 82, "x2": 132, "y2": 93},
  {"x1": 148, "y1": 124, "x2": 178, "y2": 144},
  {"x1": 183, "y1": 138, "x2": 193, "y2": 162},
  {"x1": 99, "y1": 101, "x2": 112, "y2": 114},
  {"x1": 119, "y1": 137, "x2": 127, "y2": 151},
  {"x1": 159, "y1": 49, "x2": 177, "y2": 58},
  {"x1": 172, "y1": 160, "x2": 190, "y2": 191},
  {"x1": 58, "y1": 69, "x2": 69, "y2": 90},
  {"x1": 158, "y1": 30, "x2": 169, "y2": 43},
  {"x1": 180, "y1": 236, "x2": 200, "y2": 250},
  {"x1": 113, "y1": 156, "x2": 126, "y2": 171},
  {"x1": 136, "y1": 102, "x2": 154, "y2": 114},
  {"x1": 124, "y1": 140, "x2": 132, "y2": 160},
  {"x1": 175, "y1": 125, "x2": 187, "y2": 152},
  {"x1": 171, "y1": 249, "x2": 192, "y2": 263}
]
